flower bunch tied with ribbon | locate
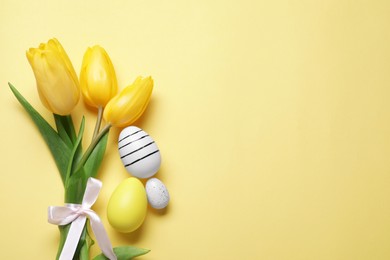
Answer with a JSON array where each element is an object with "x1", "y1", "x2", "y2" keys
[{"x1": 9, "y1": 38, "x2": 154, "y2": 259}]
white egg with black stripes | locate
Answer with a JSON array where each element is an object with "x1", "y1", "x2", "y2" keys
[{"x1": 118, "y1": 126, "x2": 161, "y2": 178}]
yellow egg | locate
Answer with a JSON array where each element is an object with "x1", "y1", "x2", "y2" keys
[{"x1": 107, "y1": 177, "x2": 147, "y2": 233}]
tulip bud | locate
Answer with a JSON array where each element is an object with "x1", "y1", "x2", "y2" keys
[
  {"x1": 80, "y1": 46, "x2": 118, "y2": 108},
  {"x1": 103, "y1": 76, "x2": 153, "y2": 127},
  {"x1": 26, "y1": 38, "x2": 80, "y2": 115}
]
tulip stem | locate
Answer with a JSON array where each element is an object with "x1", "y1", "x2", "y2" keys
[
  {"x1": 74, "y1": 123, "x2": 112, "y2": 174},
  {"x1": 92, "y1": 106, "x2": 104, "y2": 140}
]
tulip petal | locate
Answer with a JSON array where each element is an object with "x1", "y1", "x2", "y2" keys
[
  {"x1": 80, "y1": 45, "x2": 118, "y2": 108},
  {"x1": 26, "y1": 38, "x2": 80, "y2": 115},
  {"x1": 103, "y1": 76, "x2": 153, "y2": 127}
]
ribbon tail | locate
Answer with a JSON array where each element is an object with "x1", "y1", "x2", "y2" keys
[
  {"x1": 88, "y1": 211, "x2": 117, "y2": 260},
  {"x1": 59, "y1": 216, "x2": 87, "y2": 260}
]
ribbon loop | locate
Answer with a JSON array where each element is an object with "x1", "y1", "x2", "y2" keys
[
  {"x1": 82, "y1": 177, "x2": 102, "y2": 209},
  {"x1": 48, "y1": 177, "x2": 117, "y2": 260}
]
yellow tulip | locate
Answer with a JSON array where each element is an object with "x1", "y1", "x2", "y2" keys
[
  {"x1": 26, "y1": 38, "x2": 80, "y2": 115},
  {"x1": 80, "y1": 46, "x2": 118, "y2": 108},
  {"x1": 103, "y1": 76, "x2": 153, "y2": 127}
]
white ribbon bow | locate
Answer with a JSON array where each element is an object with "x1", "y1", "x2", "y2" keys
[{"x1": 48, "y1": 177, "x2": 117, "y2": 260}]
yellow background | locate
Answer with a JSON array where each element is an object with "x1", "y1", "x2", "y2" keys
[{"x1": 1, "y1": 0, "x2": 390, "y2": 259}]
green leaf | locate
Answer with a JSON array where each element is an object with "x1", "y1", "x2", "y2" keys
[
  {"x1": 64, "y1": 117, "x2": 99, "y2": 204},
  {"x1": 79, "y1": 223, "x2": 95, "y2": 260},
  {"x1": 93, "y1": 246, "x2": 150, "y2": 260},
  {"x1": 64, "y1": 117, "x2": 85, "y2": 183},
  {"x1": 65, "y1": 166, "x2": 89, "y2": 203},
  {"x1": 84, "y1": 129, "x2": 109, "y2": 178},
  {"x1": 9, "y1": 83, "x2": 71, "y2": 185},
  {"x1": 56, "y1": 225, "x2": 71, "y2": 260},
  {"x1": 54, "y1": 114, "x2": 77, "y2": 148}
]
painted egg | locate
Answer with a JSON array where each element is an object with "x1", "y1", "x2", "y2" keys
[
  {"x1": 146, "y1": 178, "x2": 170, "y2": 209},
  {"x1": 107, "y1": 177, "x2": 147, "y2": 233},
  {"x1": 118, "y1": 126, "x2": 161, "y2": 178}
]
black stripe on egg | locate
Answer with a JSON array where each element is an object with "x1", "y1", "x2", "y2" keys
[
  {"x1": 118, "y1": 129, "x2": 143, "y2": 143},
  {"x1": 125, "y1": 150, "x2": 160, "y2": 167},
  {"x1": 121, "y1": 141, "x2": 155, "y2": 159},
  {"x1": 119, "y1": 134, "x2": 149, "y2": 150}
]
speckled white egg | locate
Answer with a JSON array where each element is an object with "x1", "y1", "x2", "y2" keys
[
  {"x1": 118, "y1": 126, "x2": 161, "y2": 178},
  {"x1": 146, "y1": 178, "x2": 170, "y2": 209}
]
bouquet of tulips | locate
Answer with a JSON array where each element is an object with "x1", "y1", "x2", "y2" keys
[{"x1": 9, "y1": 38, "x2": 152, "y2": 259}]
